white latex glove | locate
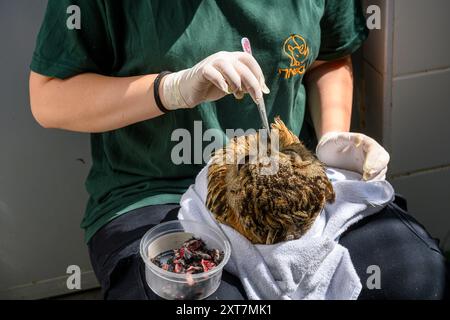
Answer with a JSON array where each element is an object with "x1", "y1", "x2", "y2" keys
[
  {"x1": 316, "y1": 132, "x2": 390, "y2": 181},
  {"x1": 160, "y1": 51, "x2": 270, "y2": 110}
]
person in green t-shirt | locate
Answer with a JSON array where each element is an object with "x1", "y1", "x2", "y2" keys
[{"x1": 29, "y1": 1, "x2": 447, "y2": 300}]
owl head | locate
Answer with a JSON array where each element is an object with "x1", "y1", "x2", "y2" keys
[{"x1": 206, "y1": 117, "x2": 335, "y2": 245}]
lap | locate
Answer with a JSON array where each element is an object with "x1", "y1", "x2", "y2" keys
[
  {"x1": 88, "y1": 204, "x2": 246, "y2": 300},
  {"x1": 88, "y1": 199, "x2": 448, "y2": 300},
  {"x1": 339, "y1": 199, "x2": 448, "y2": 300}
]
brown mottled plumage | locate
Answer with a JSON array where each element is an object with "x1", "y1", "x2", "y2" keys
[{"x1": 206, "y1": 117, "x2": 335, "y2": 245}]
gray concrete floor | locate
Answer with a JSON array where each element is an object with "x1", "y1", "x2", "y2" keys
[{"x1": 50, "y1": 288, "x2": 103, "y2": 300}]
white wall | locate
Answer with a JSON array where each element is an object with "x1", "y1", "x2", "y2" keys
[
  {"x1": 0, "y1": 0, "x2": 98, "y2": 299},
  {"x1": 362, "y1": 0, "x2": 450, "y2": 251}
]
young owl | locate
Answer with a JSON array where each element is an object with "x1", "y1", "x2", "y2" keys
[{"x1": 206, "y1": 117, "x2": 335, "y2": 245}]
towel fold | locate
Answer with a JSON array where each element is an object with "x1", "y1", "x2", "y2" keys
[{"x1": 178, "y1": 164, "x2": 395, "y2": 300}]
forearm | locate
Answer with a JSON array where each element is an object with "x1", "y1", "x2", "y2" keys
[
  {"x1": 305, "y1": 56, "x2": 354, "y2": 139},
  {"x1": 29, "y1": 71, "x2": 164, "y2": 133}
]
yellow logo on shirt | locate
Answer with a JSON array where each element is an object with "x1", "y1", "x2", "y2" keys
[{"x1": 278, "y1": 34, "x2": 310, "y2": 79}]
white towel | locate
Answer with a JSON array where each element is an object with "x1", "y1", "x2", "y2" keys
[{"x1": 178, "y1": 164, "x2": 395, "y2": 300}]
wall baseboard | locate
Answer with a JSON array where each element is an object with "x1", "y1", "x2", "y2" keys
[{"x1": 0, "y1": 270, "x2": 100, "y2": 300}]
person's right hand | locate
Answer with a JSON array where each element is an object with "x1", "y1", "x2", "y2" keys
[{"x1": 160, "y1": 51, "x2": 270, "y2": 111}]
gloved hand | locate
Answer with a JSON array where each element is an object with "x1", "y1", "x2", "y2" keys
[
  {"x1": 160, "y1": 51, "x2": 270, "y2": 110},
  {"x1": 316, "y1": 132, "x2": 390, "y2": 181}
]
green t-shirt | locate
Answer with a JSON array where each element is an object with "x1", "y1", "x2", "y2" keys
[{"x1": 31, "y1": 0, "x2": 368, "y2": 243}]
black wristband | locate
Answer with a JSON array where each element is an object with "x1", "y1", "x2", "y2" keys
[{"x1": 153, "y1": 71, "x2": 172, "y2": 113}]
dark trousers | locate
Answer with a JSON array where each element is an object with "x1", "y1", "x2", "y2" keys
[{"x1": 88, "y1": 197, "x2": 449, "y2": 300}]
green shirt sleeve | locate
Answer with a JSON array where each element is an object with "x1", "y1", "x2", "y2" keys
[
  {"x1": 317, "y1": 0, "x2": 369, "y2": 61},
  {"x1": 30, "y1": 0, "x2": 113, "y2": 79}
]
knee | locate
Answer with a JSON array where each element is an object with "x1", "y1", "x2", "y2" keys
[{"x1": 340, "y1": 204, "x2": 448, "y2": 300}]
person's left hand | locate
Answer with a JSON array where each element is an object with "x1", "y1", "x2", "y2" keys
[{"x1": 316, "y1": 132, "x2": 390, "y2": 181}]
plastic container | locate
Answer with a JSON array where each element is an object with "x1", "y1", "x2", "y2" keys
[{"x1": 139, "y1": 220, "x2": 231, "y2": 300}]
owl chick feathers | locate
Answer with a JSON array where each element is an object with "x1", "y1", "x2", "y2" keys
[{"x1": 206, "y1": 117, "x2": 335, "y2": 245}]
